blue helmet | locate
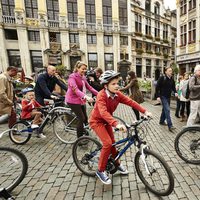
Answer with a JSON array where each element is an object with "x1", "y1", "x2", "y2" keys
[{"x1": 21, "y1": 87, "x2": 34, "y2": 94}]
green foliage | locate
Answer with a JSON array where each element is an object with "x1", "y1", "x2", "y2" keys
[
  {"x1": 139, "y1": 80, "x2": 151, "y2": 92},
  {"x1": 171, "y1": 62, "x2": 179, "y2": 75},
  {"x1": 55, "y1": 65, "x2": 67, "y2": 76}
]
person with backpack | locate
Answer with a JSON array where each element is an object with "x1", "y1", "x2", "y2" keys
[
  {"x1": 179, "y1": 73, "x2": 190, "y2": 122},
  {"x1": 156, "y1": 66, "x2": 178, "y2": 132},
  {"x1": 187, "y1": 65, "x2": 200, "y2": 126}
]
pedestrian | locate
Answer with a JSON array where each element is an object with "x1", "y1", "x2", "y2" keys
[
  {"x1": 0, "y1": 66, "x2": 18, "y2": 128},
  {"x1": 34, "y1": 65, "x2": 67, "y2": 106},
  {"x1": 187, "y1": 64, "x2": 200, "y2": 126},
  {"x1": 156, "y1": 66, "x2": 178, "y2": 132},
  {"x1": 179, "y1": 73, "x2": 190, "y2": 122},
  {"x1": 119, "y1": 71, "x2": 144, "y2": 120},
  {"x1": 175, "y1": 75, "x2": 183, "y2": 118},
  {"x1": 89, "y1": 70, "x2": 152, "y2": 185},
  {"x1": 65, "y1": 61, "x2": 98, "y2": 138}
]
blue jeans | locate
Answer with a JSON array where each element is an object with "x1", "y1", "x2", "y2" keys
[{"x1": 160, "y1": 96, "x2": 172, "y2": 128}]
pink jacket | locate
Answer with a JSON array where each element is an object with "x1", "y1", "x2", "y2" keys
[{"x1": 65, "y1": 72, "x2": 98, "y2": 105}]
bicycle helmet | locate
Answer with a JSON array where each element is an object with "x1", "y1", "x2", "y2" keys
[
  {"x1": 21, "y1": 87, "x2": 34, "y2": 94},
  {"x1": 100, "y1": 70, "x2": 120, "y2": 85}
]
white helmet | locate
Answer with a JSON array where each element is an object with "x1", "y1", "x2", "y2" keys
[{"x1": 100, "y1": 70, "x2": 120, "y2": 85}]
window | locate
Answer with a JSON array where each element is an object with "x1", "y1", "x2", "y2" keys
[
  {"x1": 145, "y1": 18, "x2": 151, "y2": 35},
  {"x1": 136, "y1": 58, "x2": 142, "y2": 78},
  {"x1": 154, "y1": 2, "x2": 160, "y2": 15},
  {"x1": 180, "y1": 0, "x2": 187, "y2": 15},
  {"x1": 180, "y1": 24, "x2": 187, "y2": 46},
  {"x1": 145, "y1": 0, "x2": 151, "y2": 11},
  {"x1": 188, "y1": 20, "x2": 196, "y2": 43},
  {"x1": 155, "y1": 45, "x2": 160, "y2": 53},
  {"x1": 4, "y1": 29, "x2": 18, "y2": 40},
  {"x1": 30, "y1": 51, "x2": 43, "y2": 71},
  {"x1": 146, "y1": 59, "x2": 151, "y2": 78},
  {"x1": 49, "y1": 32, "x2": 60, "y2": 42},
  {"x1": 88, "y1": 53, "x2": 98, "y2": 69},
  {"x1": 1, "y1": 0, "x2": 15, "y2": 16},
  {"x1": 136, "y1": 41, "x2": 142, "y2": 49},
  {"x1": 135, "y1": 14, "x2": 142, "y2": 33},
  {"x1": 69, "y1": 33, "x2": 79, "y2": 43},
  {"x1": 25, "y1": 0, "x2": 38, "y2": 18},
  {"x1": 189, "y1": 0, "x2": 196, "y2": 10},
  {"x1": 155, "y1": 59, "x2": 160, "y2": 67},
  {"x1": 67, "y1": 0, "x2": 78, "y2": 22},
  {"x1": 85, "y1": 0, "x2": 96, "y2": 23},
  {"x1": 87, "y1": 34, "x2": 97, "y2": 44},
  {"x1": 120, "y1": 53, "x2": 128, "y2": 60},
  {"x1": 105, "y1": 53, "x2": 114, "y2": 70},
  {"x1": 155, "y1": 21, "x2": 160, "y2": 38},
  {"x1": 7, "y1": 50, "x2": 21, "y2": 68},
  {"x1": 163, "y1": 24, "x2": 168, "y2": 40},
  {"x1": 28, "y1": 31, "x2": 40, "y2": 41},
  {"x1": 146, "y1": 43, "x2": 151, "y2": 52},
  {"x1": 163, "y1": 47, "x2": 168, "y2": 54},
  {"x1": 120, "y1": 36, "x2": 128, "y2": 45},
  {"x1": 103, "y1": 0, "x2": 112, "y2": 24},
  {"x1": 104, "y1": 35, "x2": 113, "y2": 45},
  {"x1": 46, "y1": 0, "x2": 59, "y2": 20},
  {"x1": 119, "y1": 0, "x2": 127, "y2": 25}
]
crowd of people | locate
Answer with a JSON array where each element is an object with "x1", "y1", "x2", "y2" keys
[{"x1": 0, "y1": 62, "x2": 200, "y2": 185}]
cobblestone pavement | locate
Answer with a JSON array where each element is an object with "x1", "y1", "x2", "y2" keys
[{"x1": 0, "y1": 101, "x2": 200, "y2": 200}]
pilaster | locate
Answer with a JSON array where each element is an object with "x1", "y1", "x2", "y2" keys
[
  {"x1": 96, "y1": 32, "x2": 104, "y2": 70},
  {"x1": 113, "y1": 33, "x2": 120, "y2": 71}
]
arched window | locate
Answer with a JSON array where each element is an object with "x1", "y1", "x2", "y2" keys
[
  {"x1": 154, "y1": 2, "x2": 160, "y2": 15},
  {"x1": 145, "y1": 0, "x2": 151, "y2": 11}
]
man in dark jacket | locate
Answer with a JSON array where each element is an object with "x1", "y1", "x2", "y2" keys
[
  {"x1": 35, "y1": 65, "x2": 67, "y2": 105},
  {"x1": 156, "y1": 66, "x2": 178, "y2": 132}
]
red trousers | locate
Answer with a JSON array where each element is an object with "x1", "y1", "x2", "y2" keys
[{"x1": 91, "y1": 123, "x2": 118, "y2": 171}]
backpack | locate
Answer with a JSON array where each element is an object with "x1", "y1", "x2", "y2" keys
[{"x1": 182, "y1": 76, "x2": 197, "y2": 99}]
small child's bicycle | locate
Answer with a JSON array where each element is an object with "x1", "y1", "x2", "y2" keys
[{"x1": 72, "y1": 117, "x2": 174, "y2": 196}]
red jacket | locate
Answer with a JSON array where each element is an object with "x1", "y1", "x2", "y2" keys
[
  {"x1": 89, "y1": 89, "x2": 146, "y2": 128},
  {"x1": 21, "y1": 99, "x2": 41, "y2": 119}
]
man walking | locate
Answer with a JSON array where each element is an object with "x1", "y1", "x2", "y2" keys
[
  {"x1": 187, "y1": 64, "x2": 200, "y2": 126},
  {"x1": 0, "y1": 66, "x2": 18, "y2": 127},
  {"x1": 156, "y1": 66, "x2": 178, "y2": 132},
  {"x1": 35, "y1": 65, "x2": 67, "y2": 105}
]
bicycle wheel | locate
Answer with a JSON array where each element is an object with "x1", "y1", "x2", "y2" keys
[
  {"x1": 0, "y1": 147, "x2": 28, "y2": 192},
  {"x1": 174, "y1": 126, "x2": 200, "y2": 164},
  {"x1": 9, "y1": 121, "x2": 32, "y2": 145},
  {"x1": 135, "y1": 148, "x2": 174, "y2": 196},
  {"x1": 53, "y1": 113, "x2": 78, "y2": 144},
  {"x1": 72, "y1": 136, "x2": 102, "y2": 177},
  {"x1": 113, "y1": 116, "x2": 129, "y2": 140}
]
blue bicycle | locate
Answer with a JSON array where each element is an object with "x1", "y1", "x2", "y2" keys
[{"x1": 72, "y1": 117, "x2": 174, "y2": 196}]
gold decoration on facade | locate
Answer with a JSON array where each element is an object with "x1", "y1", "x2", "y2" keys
[
  {"x1": 26, "y1": 18, "x2": 39, "y2": 27},
  {"x1": 188, "y1": 44, "x2": 196, "y2": 53}
]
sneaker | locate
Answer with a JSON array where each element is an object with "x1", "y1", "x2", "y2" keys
[
  {"x1": 96, "y1": 170, "x2": 111, "y2": 185},
  {"x1": 37, "y1": 133, "x2": 46, "y2": 139},
  {"x1": 118, "y1": 164, "x2": 129, "y2": 175},
  {"x1": 31, "y1": 124, "x2": 39, "y2": 129}
]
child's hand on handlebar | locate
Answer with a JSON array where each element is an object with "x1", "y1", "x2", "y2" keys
[
  {"x1": 144, "y1": 111, "x2": 152, "y2": 118},
  {"x1": 116, "y1": 124, "x2": 127, "y2": 132}
]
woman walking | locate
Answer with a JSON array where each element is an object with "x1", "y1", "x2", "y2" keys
[
  {"x1": 119, "y1": 71, "x2": 144, "y2": 120},
  {"x1": 65, "y1": 61, "x2": 98, "y2": 138}
]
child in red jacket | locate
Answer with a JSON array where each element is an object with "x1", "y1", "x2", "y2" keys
[
  {"x1": 89, "y1": 70, "x2": 152, "y2": 185},
  {"x1": 21, "y1": 88, "x2": 43, "y2": 129}
]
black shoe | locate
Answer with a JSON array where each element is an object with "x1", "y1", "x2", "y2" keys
[
  {"x1": 159, "y1": 122, "x2": 167, "y2": 126},
  {"x1": 169, "y1": 126, "x2": 176, "y2": 132}
]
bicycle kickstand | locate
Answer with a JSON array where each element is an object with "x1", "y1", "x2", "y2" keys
[{"x1": 0, "y1": 188, "x2": 15, "y2": 200}]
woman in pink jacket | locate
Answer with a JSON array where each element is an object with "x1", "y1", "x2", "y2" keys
[{"x1": 65, "y1": 61, "x2": 98, "y2": 138}]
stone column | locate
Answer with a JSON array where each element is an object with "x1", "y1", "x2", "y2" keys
[{"x1": 113, "y1": 33, "x2": 120, "y2": 71}]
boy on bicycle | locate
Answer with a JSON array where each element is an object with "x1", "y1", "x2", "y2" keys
[{"x1": 89, "y1": 70, "x2": 152, "y2": 184}]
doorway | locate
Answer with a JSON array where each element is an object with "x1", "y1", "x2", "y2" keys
[{"x1": 70, "y1": 56, "x2": 81, "y2": 72}]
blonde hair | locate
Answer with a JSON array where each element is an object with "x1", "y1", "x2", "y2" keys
[{"x1": 73, "y1": 61, "x2": 87, "y2": 72}]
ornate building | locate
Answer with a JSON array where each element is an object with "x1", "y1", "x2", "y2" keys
[
  {"x1": 0, "y1": 0, "x2": 176, "y2": 79},
  {"x1": 176, "y1": 0, "x2": 200, "y2": 74}
]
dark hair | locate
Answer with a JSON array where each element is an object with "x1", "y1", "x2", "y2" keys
[
  {"x1": 95, "y1": 67, "x2": 103, "y2": 74},
  {"x1": 7, "y1": 66, "x2": 18, "y2": 71},
  {"x1": 164, "y1": 66, "x2": 172, "y2": 72},
  {"x1": 128, "y1": 71, "x2": 136, "y2": 79}
]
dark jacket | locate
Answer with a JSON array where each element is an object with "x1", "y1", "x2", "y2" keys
[
  {"x1": 35, "y1": 72, "x2": 67, "y2": 98},
  {"x1": 156, "y1": 75, "x2": 176, "y2": 98}
]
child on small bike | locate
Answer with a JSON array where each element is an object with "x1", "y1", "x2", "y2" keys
[
  {"x1": 89, "y1": 70, "x2": 152, "y2": 184},
  {"x1": 21, "y1": 88, "x2": 46, "y2": 138}
]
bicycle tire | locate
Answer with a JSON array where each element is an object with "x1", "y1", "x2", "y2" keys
[
  {"x1": 174, "y1": 126, "x2": 200, "y2": 164},
  {"x1": 53, "y1": 112, "x2": 78, "y2": 144},
  {"x1": 0, "y1": 147, "x2": 28, "y2": 192},
  {"x1": 9, "y1": 121, "x2": 32, "y2": 145},
  {"x1": 113, "y1": 116, "x2": 129, "y2": 140},
  {"x1": 135, "y1": 148, "x2": 174, "y2": 196},
  {"x1": 72, "y1": 136, "x2": 102, "y2": 177}
]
